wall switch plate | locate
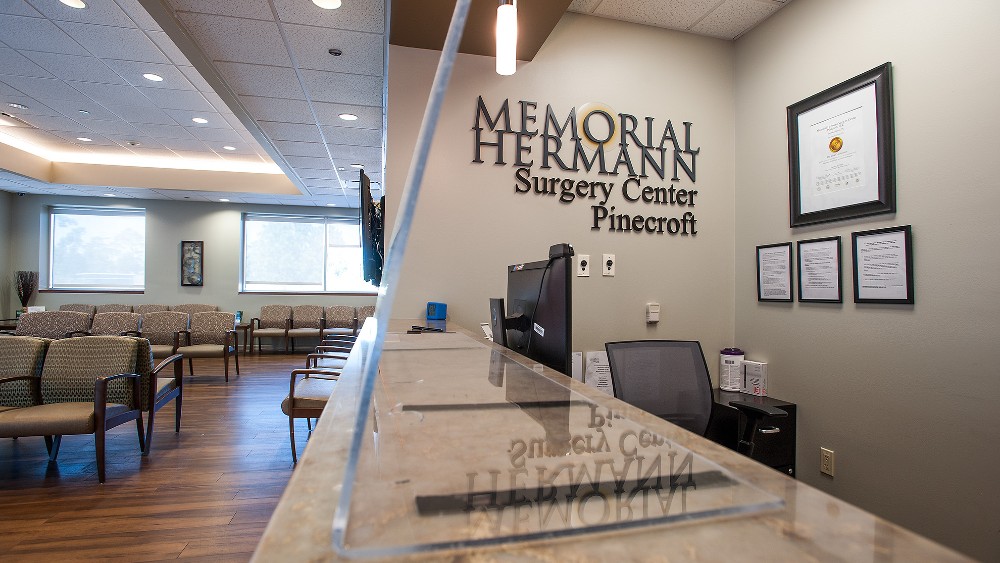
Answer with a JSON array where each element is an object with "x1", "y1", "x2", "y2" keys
[
  {"x1": 603, "y1": 254, "x2": 615, "y2": 276},
  {"x1": 578, "y1": 254, "x2": 590, "y2": 277},
  {"x1": 646, "y1": 302, "x2": 660, "y2": 323},
  {"x1": 820, "y1": 447, "x2": 835, "y2": 477}
]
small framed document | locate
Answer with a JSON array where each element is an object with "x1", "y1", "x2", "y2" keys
[
  {"x1": 756, "y1": 242, "x2": 793, "y2": 302},
  {"x1": 788, "y1": 63, "x2": 895, "y2": 227},
  {"x1": 797, "y1": 236, "x2": 842, "y2": 303},
  {"x1": 852, "y1": 225, "x2": 913, "y2": 304}
]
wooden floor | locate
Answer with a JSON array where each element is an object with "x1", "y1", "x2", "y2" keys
[{"x1": 0, "y1": 353, "x2": 309, "y2": 562}]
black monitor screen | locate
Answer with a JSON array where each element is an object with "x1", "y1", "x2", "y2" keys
[{"x1": 504, "y1": 243, "x2": 573, "y2": 375}]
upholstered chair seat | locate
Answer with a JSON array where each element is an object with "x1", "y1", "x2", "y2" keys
[
  {"x1": 322, "y1": 305, "x2": 356, "y2": 338},
  {"x1": 282, "y1": 369, "x2": 339, "y2": 463},
  {"x1": 175, "y1": 312, "x2": 239, "y2": 381},
  {"x1": 139, "y1": 311, "x2": 189, "y2": 359},
  {"x1": 288, "y1": 305, "x2": 323, "y2": 352},
  {"x1": 14, "y1": 311, "x2": 92, "y2": 339},
  {"x1": 251, "y1": 305, "x2": 291, "y2": 354}
]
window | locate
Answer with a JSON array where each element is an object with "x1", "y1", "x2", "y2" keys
[
  {"x1": 241, "y1": 213, "x2": 375, "y2": 293},
  {"x1": 49, "y1": 207, "x2": 146, "y2": 290}
]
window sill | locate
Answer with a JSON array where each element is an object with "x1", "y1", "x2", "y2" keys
[
  {"x1": 40, "y1": 289, "x2": 145, "y2": 294},
  {"x1": 238, "y1": 290, "x2": 377, "y2": 297}
]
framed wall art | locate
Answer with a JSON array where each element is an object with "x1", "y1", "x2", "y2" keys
[
  {"x1": 852, "y1": 225, "x2": 913, "y2": 304},
  {"x1": 797, "y1": 236, "x2": 842, "y2": 303},
  {"x1": 181, "y1": 241, "x2": 204, "y2": 287},
  {"x1": 756, "y1": 242, "x2": 793, "y2": 302},
  {"x1": 788, "y1": 62, "x2": 895, "y2": 227}
]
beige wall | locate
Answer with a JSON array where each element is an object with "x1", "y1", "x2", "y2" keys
[
  {"x1": 387, "y1": 13, "x2": 737, "y2": 360},
  {"x1": 734, "y1": 0, "x2": 1000, "y2": 559},
  {"x1": 0, "y1": 191, "x2": 11, "y2": 316},
  {"x1": 5, "y1": 194, "x2": 375, "y2": 317}
]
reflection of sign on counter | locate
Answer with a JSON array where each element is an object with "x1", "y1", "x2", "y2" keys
[{"x1": 584, "y1": 351, "x2": 613, "y2": 395}]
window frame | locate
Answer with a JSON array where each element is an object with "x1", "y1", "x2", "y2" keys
[
  {"x1": 239, "y1": 212, "x2": 375, "y2": 295},
  {"x1": 46, "y1": 205, "x2": 147, "y2": 292}
]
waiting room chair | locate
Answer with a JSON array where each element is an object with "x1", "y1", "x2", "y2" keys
[
  {"x1": 356, "y1": 305, "x2": 376, "y2": 335},
  {"x1": 0, "y1": 336, "x2": 49, "y2": 411},
  {"x1": 171, "y1": 304, "x2": 218, "y2": 315},
  {"x1": 250, "y1": 305, "x2": 291, "y2": 354},
  {"x1": 138, "y1": 311, "x2": 189, "y2": 359},
  {"x1": 605, "y1": 340, "x2": 787, "y2": 459},
  {"x1": 135, "y1": 304, "x2": 170, "y2": 315},
  {"x1": 58, "y1": 304, "x2": 96, "y2": 318},
  {"x1": 175, "y1": 312, "x2": 239, "y2": 381},
  {"x1": 79, "y1": 312, "x2": 141, "y2": 336},
  {"x1": 322, "y1": 305, "x2": 356, "y2": 338},
  {"x1": 11, "y1": 311, "x2": 92, "y2": 339},
  {"x1": 130, "y1": 338, "x2": 183, "y2": 456},
  {"x1": 288, "y1": 305, "x2": 323, "y2": 352},
  {"x1": 282, "y1": 367, "x2": 340, "y2": 463},
  {"x1": 95, "y1": 304, "x2": 133, "y2": 313}
]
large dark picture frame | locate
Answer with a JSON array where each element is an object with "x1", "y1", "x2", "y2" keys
[
  {"x1": 180, "y1": 240, "x2": 204, "y2": 287},
  {"x1": 788, "y1": 62, "x2": 895, "y2": 227}
]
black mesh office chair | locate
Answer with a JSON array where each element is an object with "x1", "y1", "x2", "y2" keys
[{"x1": 605, "y1": 340, "x2": 786, "y2": 458}]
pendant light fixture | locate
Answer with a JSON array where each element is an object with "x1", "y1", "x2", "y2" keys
[{"x1": 496, "y1": 0, "x2": 517, "y2": 75}]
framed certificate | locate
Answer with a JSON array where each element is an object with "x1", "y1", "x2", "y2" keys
[
  {"x1": 788, "y1": 63, "x2": 895, "y2": 227},
  {"x1": 797, "y1": 236, "x2": 842, "y2": 303},
  {"x1": 852, "y1": 225, "x2": 913, "y2": 304},
  {"x1": 756, "y1": 242, "x2": 793, "y2": 302}
]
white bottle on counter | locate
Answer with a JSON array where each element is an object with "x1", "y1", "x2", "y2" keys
[{"x1": 719, "y1": 348, "x2": 745, "y2": 391}]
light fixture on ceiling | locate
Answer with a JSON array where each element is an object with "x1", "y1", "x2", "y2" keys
[
  {"x1": 126, "y1": 140, "x2": 141, "y2": 146},
  {"x1": 496, "y1": 0, "x2": 517, "y2": 76},
  {"x1": 328, "y1": 48, "x2": 342, "y2": 56},
  {"x1": 312, "y1": 0, "x2": 342, "y2": 9},
  {"x1": 337, "y1": 167, "x2": 345, "y2": 171},
  {"x1": 222, "y1": 145, "x2": 236, "y2": 151},
  {"x1": 103, "y1": 193, "x2": 115, "y2": 197},
  {"x1": 7, "y1": 103, "x2": 28, "y2": 110},
  {"x1": 219, "y1": 198, "x2": 230, "y2": 202},
  {"x1": 59, "y1": 0, "x2": 87, "y2": 9},
  {"x1": 338, "y1": 113, "x2": 358, "y2": 121},
  {"x1": 192, "y1": 117, "x2": 208, "y2": 124},
  {"x1": 143, "y1": 73, "x2": 164, "y2": 82},
  {"x1": 350, "y1": 163, "x2": 363, "y2": 168},
  {"x1": 78, "y1": 109, "x2": 89, "y2": 114},
  {"x1": 76, "y1": 137, "x2": 92, "y2": 142},
  {"x1": 326, "y1": 203, "x2": 337, "y2": 207}
]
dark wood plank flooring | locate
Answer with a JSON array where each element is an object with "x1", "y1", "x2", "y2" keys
[{"x1": 0, "y1": 353, "x2": 308, "y2": 561}]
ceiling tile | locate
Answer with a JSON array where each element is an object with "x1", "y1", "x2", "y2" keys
[
  {"x1": 593, "y1": 0, "x2": 722, "y2": 31},
  {"x1": 273, "y1": 0, "x2": 385, "y2": 34},
  {"x1": 114, "y1": 0, "x2": 162, "y2": 32},
  {"x1": 170, "y1": 0, "x2": 276, "y2": 21},
  {"x1": 162, "y1": 107, "x2": 223, "y2": 126},
  {"x1": 0, "y1": 47, "x2": 56, "y2": 79},
  {"x1": 70, "y1": 118, "x2": 143, "y2": 136},
  {"x1": 137, "y1": 87, "x2": 215, "y2": 112},
  {"x1": 214, "y1": 61, "x2": 305, "y2": 100},
  {"x1": 27, "y1": 0, "x2": 135, "y2": 28},
  {"x1": 240, "y1": 96, "x2": 313, "y2": 124},
  {"x1": 146, "y1": 30, "x2": 190, "y2": 65},
  {"x1": 0, "y1": 1, "x2": 42, "y2": 17},
  {"x1": 39, "y1": 97, "x2": 122, "y2": 121},
  {"x1": 0, "y1": 14, "x2": 89, "y2": 55},
  {"x1": 567, "y1": 0, "x2": 603, "y2": 13},
  {"x1": 178, "y1": 12, "x2": 292, "y2": 66},
  {"x1": 56, "y1": 20, "x2": 171, "y2": 64},
  {"x1": 320, "y1": 125, "x2": 381, "y2": 147},
  {"x1": 285, "y1": 155, "x2": 333, "y2": 170},
  {"x1": 283, "y1": 23, "x2": 383, "y2": 76},
  {"x1": 311, "y1": 100, "x2": 381, "y2": 126},
  {"x1": 274, "y1": 140, "x2": 329, "y2": 158},
  {"x1": 106, "y1": 135, "x2": 166, "y2": 150},
  {"x1": 48, "y1": 129, "x2": 119, "y2": 147},
  {"x1": 109, "y1": 104, "x2": 178, "y2": 126},
  {"x1": 157, "y1": 137, "x2": 210, "y2": 152},
  {"x1": 690, "y1": 0, "x2": 781, "y2": 39},
  {"x1": 1, "y1": 99, "x2": 63, "y2": 119},
  {"x1": 258, "y1": 120, "x2": 323, "y2": 143},
  {"x1": 177, "y1": 65, "x2": 213, "y2": 92},
  {"x1": 21, "y1": 51, "x2": 127, "y2": 85},
  {"x1": 186, "y1": 126, "x2": 244, "y2": 144},
  {"x1": 300, "y1": 70, "x2": 381, "y2": 106},
  {"x1": 130, "y1": 121, "x2": 196, "y2": 140},
  {"x1": 71, "y1": 80, "x2": 155, "y2": 108},
  {"x1": 296, "y1": 168, "x2": 342, "y2": 181},
  {"x1": 102, "y1": 58, "x2": 196, "y2": 90},
  {"x1": 0, "y1": 75, "x2": 89, "y2": 102}
]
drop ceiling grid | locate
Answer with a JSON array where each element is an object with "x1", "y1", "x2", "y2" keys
[{"x1": 567, "y1": 0, "x2": 790, "y2": 40}]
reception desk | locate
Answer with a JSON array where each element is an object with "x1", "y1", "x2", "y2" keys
[{"x1": 253, "y1": 320, "x2": 967, "y2": 561}]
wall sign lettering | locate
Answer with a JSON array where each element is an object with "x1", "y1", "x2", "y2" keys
[{"x1": 472, "y1": 96, "x2": 701, "y2": 236}]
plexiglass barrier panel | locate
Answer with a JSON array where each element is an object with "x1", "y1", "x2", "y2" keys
[{"x1": 333, "y1": 336, "x2": 783, "y2": 558}]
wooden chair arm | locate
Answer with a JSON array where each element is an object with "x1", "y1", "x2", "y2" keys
[
  {"x1": 94, "y1": 372, "x2": 143, "y2": 410},
  {"x1": 306, "y1": 353, "x2": 348, "y2": 368}
]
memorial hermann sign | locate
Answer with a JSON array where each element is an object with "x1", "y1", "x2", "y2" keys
[{"x1": 472, "y1": 96, "x2": 701, "y2": 237}]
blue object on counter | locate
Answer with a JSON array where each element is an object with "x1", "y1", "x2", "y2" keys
[{"x1": 426, "y1": 302, "x2": 447, "y2": 320}]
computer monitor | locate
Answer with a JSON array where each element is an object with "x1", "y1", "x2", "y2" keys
[
  {"x1": 359, "y1": 170, "x2": 383, "y2": 286},
  {"x1": 499, "y1": 243, "x2": 574, "y2": 375}
]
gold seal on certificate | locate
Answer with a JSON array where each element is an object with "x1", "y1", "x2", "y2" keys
[{"x1": 828, "y1": 136, "x2": 843, "y2": 153}]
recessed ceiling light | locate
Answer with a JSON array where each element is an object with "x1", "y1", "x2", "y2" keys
[
  {"x1": 7, "y1": 103, "x2": 28, "y2": 110},
  {"x1": 337, "y1": 167, "x2": 345, "y2": 171},
  {"x1": 142, "y1": 73, "x2": 164, "y2": 82},
  {"x1": 222, "y1": 145, "x2": 236, "y2": 151},
  {"x1": 76, "y1": 137, "x2": 92, "y2": 142},
  {"x1": 326, "y1": 203, "x2": 337, "y2": 207},
  {"x1": 350, "y1": 163, "x2": 363, "y2": 168},
  {"x1": 103, "y1": 193, "x2": 115, "y2": 197},
  {"x1": 192, "y1": 117, "x2": 208, "y2": 124},
  {"x1": 219, "y1": 198, "x2": 230, "y2": 202},
  {"x1": 60, "y1": 0, "x2": 87, "y2": 8},
  {"x1": 78, "y1": 109, "x2": 90, "y2": 114},
  {"x1": 338, "y1": 113, "x2": 358, "y2": 121},
  {"x1": 312, "y1": 0, "x2": 342, "y2": 9},
  {"x1": 126, "y1": 140, "x2": 141, "y2": 146}
]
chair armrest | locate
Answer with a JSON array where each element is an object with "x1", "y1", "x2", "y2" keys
[
  {"x1": 317, "y1": 344, "x2": 352, "y2": 354},
  {"x1": 728, "y1": 400, "x2": 788, "y2": 419},
  {"x1": 290, "y1": 368, "x2": 340, "y2": 394},
  {"x1": 121, "y1": 330, "x2": 141, "y2": 337},
  {"x1": 176, "y1": 329, "x2": 191, "y2": 348},
  {"x1": 94, "y1": 372, "x2": 143, "y2": 410},
  {"x1": 66, "y1": 330, "x2": 92, "y2": 337},
  {"x1": 226, "y1": 329, "x2": 238, "y2": 349},
  {"x1": 251, "y1": 318, "x2": 261, "y2": 329},
  {"x1": 306, "y1": 353, "x2": 348, "y2": 368},
  {"x1": 0, "y1": 330, "x2": 14, "y2": 335},
  {"x1": 0, "y1": 375, "x2": 42, "y2": 406}
]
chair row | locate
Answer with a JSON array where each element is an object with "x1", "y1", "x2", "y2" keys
[
  {"x1": 4, "y1": 310, "x2": 240, "y2": 381},
  {"x1": 57, "y1": 303, "x2": 219, "y2": 316},
  {"x1": 0, "y1": 335, "x2": 183, "y2": 482},
  {"x1": 251, "y1": 304, "x2": 375, "y2": 353}
]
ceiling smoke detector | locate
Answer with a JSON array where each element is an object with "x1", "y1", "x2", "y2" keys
[{"x1": 328, "y1": 48, "x2": 343, "y2": 56}]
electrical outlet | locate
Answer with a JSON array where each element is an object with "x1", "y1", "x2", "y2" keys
[
  {"x1": 578, "y1": 254, "x2": 590, "y2": 277},
  {"x1": 603, "y1": 254, "x2": 615, "y2": 276},
  {"x1": 820, "y1": 447, "x2": 835, "y2": 477}
]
